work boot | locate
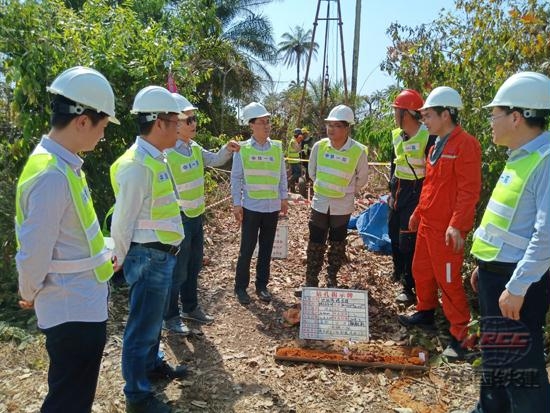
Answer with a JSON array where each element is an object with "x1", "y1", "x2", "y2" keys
[
  {"x1": 326, "y1": 240, "x2": 347, "y2": 288},
  {"x1": 126, "y1": 395, "x2": 172, "y2": 413},
  {"x1": 294, "y1": 242, "x2": 326, "y2": 297},
  {"x1": 398, "y1": 309, "x2": 435, "y2": 328}
]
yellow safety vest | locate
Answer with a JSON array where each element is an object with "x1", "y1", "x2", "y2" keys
[
  {"x1": 392, "y1": 126, "x2": 429, "y2": 180},
  {"x1": 314, "y1": 138, "x2": 365, "y2": 198},
  {"x1": 471, "y1": 144, "x2": 550, "y2": 261},
  {"x1": 286, "y1": 137, "x2": 301, "y2": 164},
  {"x1": 240, "y1": 140, "x2": 282, "y2": 199},
  {"x1": 110, "y1": 147, "x2": 184, "y2": 244},
  {"x1": 15, "y1": 154, "x2": 113, "y2": 282},
  {"x1": 166, "y1": 143, "x2": 205, "y2": 218}
]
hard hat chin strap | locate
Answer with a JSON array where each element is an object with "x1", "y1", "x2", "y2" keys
[
  {"x1": 522, "y1": 109, "x2": 538, "y2": 119},
  {"x1": 138, "y1": 113, "x2": 159, "y2": 123},
  {"x1": 51, "y1": 101, "x2": 91, "y2": 115}
]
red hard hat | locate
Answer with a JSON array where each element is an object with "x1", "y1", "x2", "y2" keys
[{"x1": 392, "y1": 89, "x2": 424, "y2": 111}]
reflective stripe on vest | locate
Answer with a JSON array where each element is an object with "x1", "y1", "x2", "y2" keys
[
  {"x1": 166, "y1": 143, "x2": 205, "y2": 217},
  {"x1": 313, "y1": 138, "x2": 365, "y2": 198},
  {"x1": 15, "y1": 154, "x2": 113, "y2": 282},
  {"x1": 110, "y1": 147, "x2": 184, "y2": 244},
  {"x1": 392, "y1": 127, "x2": 429, "y2": 180},
  {"x1": 471, "y1": 144, "x2": 550, "y2": 261},
  {"x1": 286, "y1": 137, "x2": 300, "y2": 164},
  {"x1": 240, "y1": 140, "x2": 282, "y2": 199}
]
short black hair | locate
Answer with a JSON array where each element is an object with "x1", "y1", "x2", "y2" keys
[
  {"x1": 501, "y1": 106, "x2": 550, "y2": 130},
  {"x1": 432, "y1": 106, "x2": 459, "y2": 124},
  {"x1": 50, "y1": 94, "x2": 107, "y2": 128}
]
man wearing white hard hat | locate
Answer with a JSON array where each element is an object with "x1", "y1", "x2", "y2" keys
[
  {"x1": 110, "y1": 86, "x2": 185, "y2": 413},
  {"x1": 163, "y1": 93, "x2": 240, "y2": 333},
  {"x1": 398, "y1": 86, "x2": 482, "y2": 361},
  {"x1": 469, "y1": 72, "x2": 550, "y2": 413},
  {"x1": 231, "y1": 102, "x2": 288, "y2": 305},
  {"x1": 295, "y1": 104, "x2": 368, "y2": 295},
  {"x1": 15, "y1": 66, "x2": 118, "y2": 412}
]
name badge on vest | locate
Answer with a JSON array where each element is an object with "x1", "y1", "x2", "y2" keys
[
  {"x1": 181, "y1": 160, "x2": 200, "y2": 171},
  {"x1": 499, "y1": 173, "x2": 513, "y2": 185},
  {"x1": 158, "y1": 172, "x2": 170, "y2": 182},
  {"x1": 250, "y1": 155, "x2": 275, "y2": 163},
  {"x1": 324, "y1": 153, "x2": 349, "y2": 164},
  {"x1": 404, "y1": 143, "x2": 419, "y2": 152}
]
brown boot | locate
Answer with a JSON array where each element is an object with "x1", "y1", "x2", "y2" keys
[
  {"x1": 326, "y1": 240, "x2": 347, "y2": 288},
  {"x1": 295, "y1": 242, "x2": 326, "y2": 297}
]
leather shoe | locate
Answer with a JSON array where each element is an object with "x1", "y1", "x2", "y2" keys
[
  {"x1": 256, "y1": 288, "x2": 272, "y2": 303},
  {"x1": 398, "y1": 310, "x2": 435, "y2": 329},
  {"x1": 147, "y1": 359, "x2": 188, "y2": 381},
  {"x1": 126, "y1": 395, "x2": 172, "y2": 413},
  {"x1": 234, "y1": 289, "x2": 251, "y2": 305}
]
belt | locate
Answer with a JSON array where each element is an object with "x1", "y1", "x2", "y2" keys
[
  {"x1": 477, "y1": 260, "x2": 517, "y2": 275},
  {"x1": 131, "y1": 242, "x2": 180, "y2": 256}
]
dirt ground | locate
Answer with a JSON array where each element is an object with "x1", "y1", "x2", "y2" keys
[{"x1": 1, "y1": 173, "x2": 488, "y2": 413}]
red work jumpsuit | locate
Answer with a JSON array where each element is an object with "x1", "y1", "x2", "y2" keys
[{"x1": 410, "y1": 125, "x2": 481, "y2": 340}]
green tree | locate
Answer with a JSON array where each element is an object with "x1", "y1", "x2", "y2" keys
[
  {"x1": 0, "y1": 0, "x2": 222, "y2": 321},
  {"x1": 277, "y1": 25, "x2": 319, "y2": 85},
  {"x1": 380, "y1": 0, "x2": 549, "y2": 216}
]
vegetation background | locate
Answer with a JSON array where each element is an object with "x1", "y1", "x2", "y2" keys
[{"x1": 0, "y1": 0, "x2": 549, "y2": 349}]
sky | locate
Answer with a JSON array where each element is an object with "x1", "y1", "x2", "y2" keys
[{"x1": 260, "y1": 0, "x2": 457, "y2": 96}]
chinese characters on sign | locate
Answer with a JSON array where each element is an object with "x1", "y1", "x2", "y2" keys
[
  {"x1": 300, "y1": 287, "x2": 369, "y2": 341},
  {"x1": 253, "y1": 223, "x2": 288, "y2": 259}
]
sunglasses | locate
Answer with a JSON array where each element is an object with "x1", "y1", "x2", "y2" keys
[{"x1": 184, "y1": 115, "x2": 197, "y2": 125}]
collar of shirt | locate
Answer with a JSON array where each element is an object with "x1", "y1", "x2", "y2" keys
[
  {"x1": 136, "y1": 135, "x2": 164, "y2": 160},
  {"x1": 173, "y1": 139, "x2": 193, "y2": 156},
  {"x1": 41, "y1": 135, "x2": 84, "y2": 174},
  {"x1": 250, "y1": 136, "x2": 272, "y2": 149},
  {"x1": 328, "y1": 136, "x2": 354, "y2": 151},
  {"x1": 508, "y1": 130, "x2": 550, "y2": 159}
]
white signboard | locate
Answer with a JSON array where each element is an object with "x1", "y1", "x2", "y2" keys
[
  {"x1": 299, "y1": 287, "x2": 369, "y2": 341},
  {"x1": 253, "y1": 224, "x2": 288, "y2": 259}
]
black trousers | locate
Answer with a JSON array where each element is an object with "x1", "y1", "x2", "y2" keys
[
  {"x1": 308, "y1": 208, "x2": 349, "y2": 243},
  {"x1": 388, "y1": 178, "x2": 422, "y2": 290},
  {"x1": 41, "y1": 321, "x2": 107, "y2": 413},
  {"x1": 235, "y1": 208, "x2": 279, "y2": 290},
  {"x1": 473, "y1": 266, "x2": 550, "y2": 413}
]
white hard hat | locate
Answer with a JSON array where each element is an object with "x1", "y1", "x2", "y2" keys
[
  {"x1": 172, "y1": 93, "x2": 198, "y2": 112},
  {"x1": 47, "y1": 66, "x2": 119, "y2": 125},
  {"x1": 485, "y1": 71, "x2": 550, "y2": 112},
  {"x1": 242, "y1": 102, "x2": 270, "y2": 123},
  {"x1": 131, "y1": 86, "x2": 181, "y2": 120},
  {"x1": 325, "y1": 104, "x2": 355, "y2": 125},
  {"x1": 421, "y1": 86, "x2": 463, "y2": 110}
]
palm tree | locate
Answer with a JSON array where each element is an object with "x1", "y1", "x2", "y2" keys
[{"x1": 277, "y1": 25, "x2": 319, "y2": 85}]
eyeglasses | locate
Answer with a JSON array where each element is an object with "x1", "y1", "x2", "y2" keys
[
  {"x1": 184, "y1": 115, "x2": 197, "y2": 125},
  {"x1": 253, "y1": 119, "x2": 271, "y2": 125},
  {"x1": 487, "y1": 113, "x2": 510, "y2": 123}
]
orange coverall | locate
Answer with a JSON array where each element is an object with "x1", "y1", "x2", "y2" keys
[{"x1": 410, "y1": 125, "x2": 481, "y2": 340}]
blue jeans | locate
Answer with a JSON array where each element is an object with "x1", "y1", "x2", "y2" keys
[
  {"x1": 472, "y1": 265, "x2": 550, "y2": 413},
  {"x1": 165, "y1": 214, "x2": 204, "y2": 319},
  {"x1": 121, "y1": 244, "x2": 176, "y2": 403}
]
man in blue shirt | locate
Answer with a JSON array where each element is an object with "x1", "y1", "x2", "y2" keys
[
  {"x1": 16, "y1": 66, "x2": 118, "y2": 413},
  {"x1": 470, "y1": 71, "x2": 550, "y2": 413},
  {"x1": 231, "y1": 102, "x2": 288, "y2": 305}
]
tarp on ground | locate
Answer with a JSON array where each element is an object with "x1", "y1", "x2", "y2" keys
[{"x1": 348, "y1": 196, "x2": 391, "y2": 254}]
